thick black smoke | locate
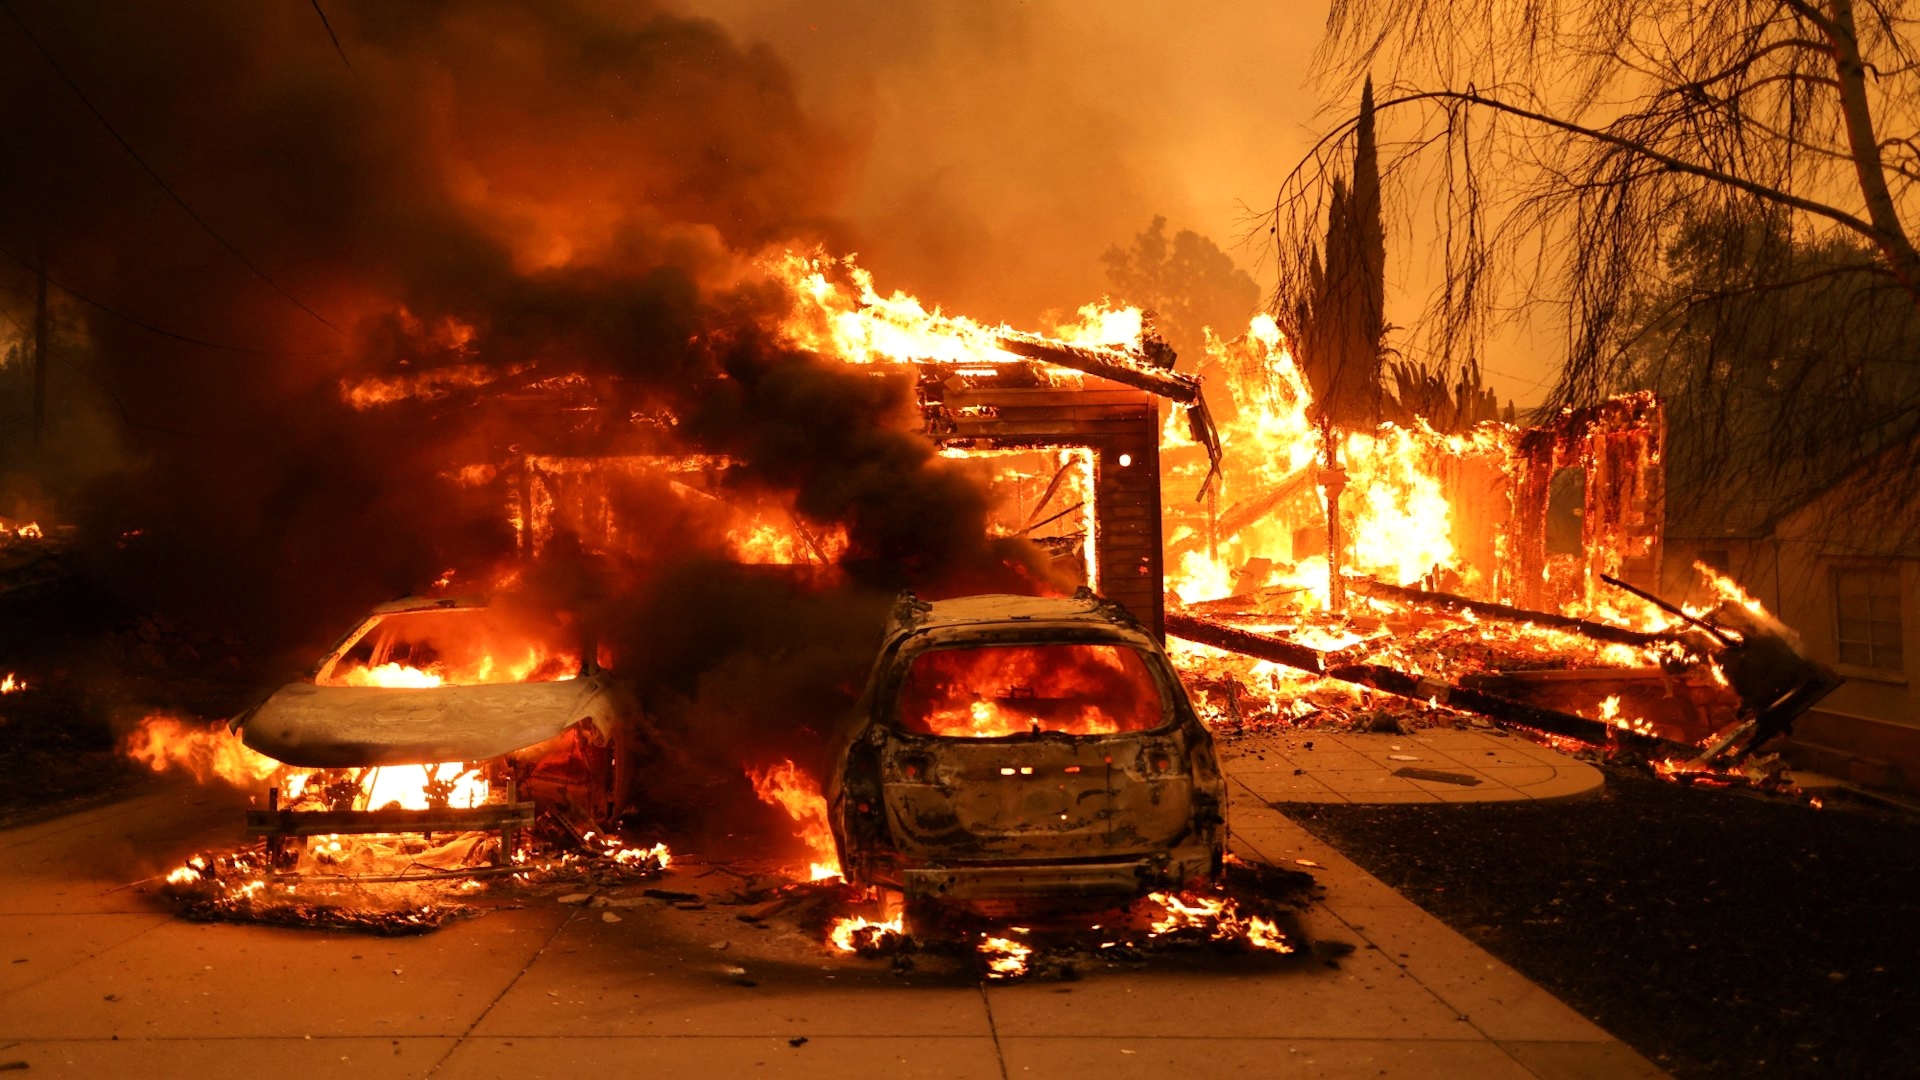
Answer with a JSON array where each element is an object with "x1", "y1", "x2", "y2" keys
[{"x1": 0, "y1": 1, "x2": 1058, "y2": 830}]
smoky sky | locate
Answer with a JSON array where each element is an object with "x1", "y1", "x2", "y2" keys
[{"x1": 0, "y1": 0, "x2": 1065, "y2": 655}]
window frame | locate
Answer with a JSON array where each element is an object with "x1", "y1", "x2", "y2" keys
[{"x1": 1831, "y1": 563, "x2": 1907, "y2": 683}]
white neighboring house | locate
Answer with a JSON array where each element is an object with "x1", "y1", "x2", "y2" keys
[{"x1": 1660, "y1": 463, "x2": 1919, "y2": 792}]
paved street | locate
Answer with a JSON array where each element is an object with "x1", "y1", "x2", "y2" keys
[{"x1": 0, "y1": 748, "x2": 1657, "y2": 1079}]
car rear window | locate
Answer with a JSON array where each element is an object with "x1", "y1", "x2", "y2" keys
[{"x1": 895, "y1": 643, "x2": 1169, "y2": 737}]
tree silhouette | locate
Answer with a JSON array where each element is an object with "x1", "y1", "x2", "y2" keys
[
  {"x1": 1267, "y1": 0, "x2": 1920, "y2": 534},
  {"x1": 1289, "y1": 77, "x2": 1388, "y2": 429},
  {"x1": 1101, "y1": 216, "x2": 1258, "y2": 366}
]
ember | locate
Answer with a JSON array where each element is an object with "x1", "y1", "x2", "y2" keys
[
  {"x1": 978, "y1": 933, "x2": 1034, "y2": 978},
  {"x1": 828, "y1": 914, "x2": 905, "y2": 955},
  {"x1": 1145, "y1": 890, "x2": 1295, "y2": 954}
]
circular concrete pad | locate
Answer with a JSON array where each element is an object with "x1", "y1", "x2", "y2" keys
[{"x1": 1221, "y1": 728, "x2": 1605, "y2": 804}]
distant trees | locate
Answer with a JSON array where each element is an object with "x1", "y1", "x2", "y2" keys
[
  {"x1": 1269, "y1": 0, "x2": 1920, "y2": 519},
  {"x1": 1622, "y1": 210, "x2": 1920, "y2": 517},
  {"x1": 1100, "y1": 215, "x2": 1259, "y2": 366}
]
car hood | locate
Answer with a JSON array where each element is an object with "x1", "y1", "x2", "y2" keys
[{"x1": 240, "y1": 678, "x2": 607, "y2": 768}]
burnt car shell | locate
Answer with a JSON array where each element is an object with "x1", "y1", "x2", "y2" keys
[
  {"x1": 827, "y1": 590, "x2": 1226, "y2": 910},
  {"x1": 234, "y1": 595, "x2": 643, "y2": 827}
]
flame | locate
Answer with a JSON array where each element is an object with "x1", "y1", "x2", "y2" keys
[
  {"x1": 0, "y1": 673, "x2": 23, "y2": 694},
  {"x1": 121, "y1": 714, "x2": 281, "y2": 787},
  {"x1": 768, "y1": 249, "x2": 1136, "y2": 369},
  {"x1": 726, "y1": 515, "x2": 849, "y2": 565},
  {"x1": 746, "y1": 760, "x2": 841, "y2": 881},
  {"x1": 341, "y1": 363, "x2": 510, "y2": 410},
  {"x1": 1164, "y1": 318, "x2": 1512, "y2": 609},
  {"x1": 898, "y1": 643, "x2": 1165, "y2": 738},
  {"x1": 362, "y1": 763, "x2": 490, "y2": 810},
  {"x1": 341, "y1": 662, "x2": 446, "y2": 688},
  {"x1": 320, "y1": 609, "x2": 582, "y2": 689},
  {"x1": 1144, "y1": 890, "x2": 1294, "y2": 953},
  {"x1": 978, "y1": 934, "x2": 1033, "y2": 977},
  {"x1": 828, "y1": 914, "x2": 904, "y2": 953},
  {"x1": 1689, "y1": 561, "x2": 1770, "y2": 619}
]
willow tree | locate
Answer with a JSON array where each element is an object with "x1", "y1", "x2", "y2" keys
[{"x1": 1265, "y1": 0, "x2": 1920, "y2": 531}]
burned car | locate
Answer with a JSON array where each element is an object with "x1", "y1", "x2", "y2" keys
[
  {"x1": 827, "y1": 589, "x2": 1226, "y2": 916},
  {"x1": 235, "y1": 596, "x2": 643, "y2": 855}
]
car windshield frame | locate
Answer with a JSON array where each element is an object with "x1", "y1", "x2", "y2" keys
[{"x1": 313, "y1": 603, "x2": 591, "y2": 687}]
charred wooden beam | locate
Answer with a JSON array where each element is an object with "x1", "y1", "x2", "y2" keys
[
  {"x1": 994, "y1": 330, "x2": 1223, "y2": 494},
  {"x1": 1216, "y1": 469, "x2": 1316, "y2": 541},
  {"x1": 1165, "y1": 611, "x2": 1669, "y2": 749},
  {"x1": 995, "y1": 331, "x2": 1201, "y2": 403},
  {"x1": 1319, "y1": 661, "x2": 1618, "y2": 744},
  {"x1": 1163, "y1": 612, "x2": 1328, "y2": 674},
  {"x1": 1350, "y1": 577, "x2": 1689, "y2": 649}
]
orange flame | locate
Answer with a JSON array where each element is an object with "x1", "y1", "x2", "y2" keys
[
  {"x1": 120, "y1": 714, "x2": 282, "y2": 787},
  {"x1": 746, "y1": 759, "x2": 841, "y2": 881},
  {"x1": 828, "y1": 914, "x2": 904, "y2": 953},
  {"x1": 1145, "y1": 890, "x2": 1293, "y2": 953},
  {"x1": 0, "y1": 673, "x2": 23, "y2": 694},
  {"x1": 978, "y1": 934, "x2": 1033, "y2": 977},
  {"x1": 898, "y1": 644, "x2": 1165, "y2": 738}
]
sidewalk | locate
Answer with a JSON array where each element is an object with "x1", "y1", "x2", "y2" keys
[
  {"x1": 1224, "y1": 727, "x2": 1605, "y2": 804},
  {"x1": 0, "y1": 753, "x2": 1656, "y2": 1079}
]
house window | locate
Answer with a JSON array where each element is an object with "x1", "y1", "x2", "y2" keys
[{"x1": 1833, "y1": 566, "x2": 1904, "y2": 675}]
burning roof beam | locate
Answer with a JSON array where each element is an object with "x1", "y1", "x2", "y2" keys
[
  {"x1": 1164, "y1": 611, "x2": 1687, "y2": 752},
  {"x1": 995, "y1": 330, "x2": 1223, "y2": 492},
  {"x1": 1348, "y1": 577, "x2": 1691, "y2": 649}
]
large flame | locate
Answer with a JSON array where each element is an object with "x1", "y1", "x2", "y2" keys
[
  {"x1": 1163, "y1": 316, "x2": 1512, "y2": 608},
  {"x1": 121, "y1": 714, "x2": 281, "y2": 787},
  {"x1": 747, "y1": 759, "x2": 841, "y2": 881},
  {"x1": 897, "y1": 643, "x2": 1166, "y2": 738}
]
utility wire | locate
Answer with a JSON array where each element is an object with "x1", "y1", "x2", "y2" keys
[
  {"x1": 308, "y1": 0, "x2": 353, "y2": 72},
  {"x1": 0, "y1": 0, "x2": 344, "y2": 334},
  {"x1": 0, "y1": 238, "x2": 340, "y2": 356}
]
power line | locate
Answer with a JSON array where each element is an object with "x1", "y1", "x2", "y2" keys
[
  {"x1": 0, "y1": 0, "x2": 344, "y2": 334},
  {"x1": 308, "y1": 0, "x2": 353, "y2": 72},
  {"x1": 0, "y1": 238, "x2": 341, "y2": 357}
]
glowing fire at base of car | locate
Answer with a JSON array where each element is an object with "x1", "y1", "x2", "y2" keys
[
  {"x1": 978, "y1": 933, "x2": 1034, "y2": 977},
  {"x1": 828, "y1": 914, "x2": 905, "y2": 954},
  {"x1": 822, "y1": 886, "x2": 1297, "y2": 977},
  {"x1": 748, "y1": 759, "x2": 843, "y2": 881},
  {"x1": 1145, "y1": 891, "x2": 1294, "y2": 953},
  {"x1": 120, "y1": 713, "x2": 672, "y2": 930}
]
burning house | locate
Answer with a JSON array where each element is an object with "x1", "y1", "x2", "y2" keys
[{"x1": 96, "y1": 244, "x2": 1844, "y2": 950}]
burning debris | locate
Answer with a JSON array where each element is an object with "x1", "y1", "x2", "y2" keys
[
  {"x1": 818, "y1": 858, "x2": 1316, "y2": 980},
  {"x1": 123, "y1": 702, "x2": 672, "y2": 933}
]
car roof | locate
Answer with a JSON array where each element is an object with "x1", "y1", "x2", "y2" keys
[
  {"x1": 366, "y1": 595, "x2": 489, "y2": 616},
  {"x1": 886, "y1": 590, "x2": 1144, "y2": 638}
]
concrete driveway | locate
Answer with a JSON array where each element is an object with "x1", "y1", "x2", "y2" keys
[{"x1": 0, "y1": 752, "x2": 1659, "y2": 1079}]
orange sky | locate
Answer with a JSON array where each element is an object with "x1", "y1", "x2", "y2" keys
[{"x1": 697, "y1": 0, "x2": 1560, "y2": 407}]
